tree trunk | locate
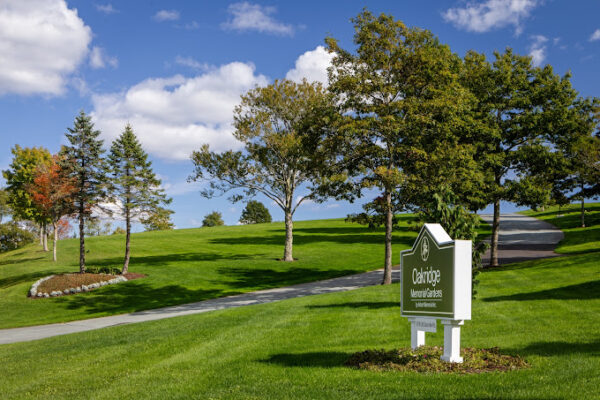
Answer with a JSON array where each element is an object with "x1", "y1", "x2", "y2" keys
[
  {"x1": 79, "y1": 207, "x2": 86, "y2": 273},
  {"x1": 39, "y1": 225, "x2": 43, "y2": 246},
  {"x1": 489, "y1": 199, "x2": 501, "y2": 268},
  {"x1": 581, "y1": 195, "x2": 585, "y2": 228},
  {"x1": 52, "y1": 222, "x2": 57, "y2": 262},
  {"x1": 382, "y1": 190, "x2": 393, "y2": 285},
  {"x1": 283, "y1": 210, "x2": 294, "y2": 261},
  {"x1": 123, "y1": 209, "x2": 131, "y2": 274},
  {"x1": 42, "y1": 223, "x2": 48, "y2": 252}
]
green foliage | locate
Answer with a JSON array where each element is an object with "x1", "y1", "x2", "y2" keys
[
  {"x1": 2, "y1": 145, "x2": 52, "y2": 223},
  {"x1": 202, "y1": 211, "x2": 224, "y2": 227},
  {"x1": 326, "y1": 10, "x2": 483, "y2": 282},
  {"x1": 418, "y1": 190, "x2": 487, "y2": 297},
  {"x1": 141, "y1": 207, "x2": 175, "y2": 231},
  {"x1": 86, "y1": 266, "x2": 121, "y2": 275},
  {"x1": 345, "y1": 195, "x2": 401, "y2": 230},
  {"x1": 0, "y1": 222, "x2": 35, "y2": 252},
  {"x1": 112, "y1": 227, "x2": 126, "y2": 235},
  {"x1": 107, "y1": 125, "x2": 172, "y2": 228},
  {"x1": 346, "y1": 346, "x2": 528, "y2": 373},
  {"x1": 59, "y1": 111, "x2": 107, "y2": 272},
  {"x1": 239, "y1": 200, "x2": 272, "y2": 224},
  {"x1": 190, "y1": 79, "x2": 338, "y2": 260},
  {"x1": 0, "y1": 188, "x2": 10, "y2": 223}
]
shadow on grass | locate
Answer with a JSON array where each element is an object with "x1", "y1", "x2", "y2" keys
[
  {"x1": 209, "y1": 227, "x2": 415, "y2": 247},
  {"x1": 261, "y1": 352, "x2": 351, "y2": 368},
  {"x1": 0, "y1": 255, "x2": 45, "y2": 266},
  {"x1": 57, "y1": 281, "x2": 227, "y2": 314},
  {"x1": 483, "y1": 280, "x2": 600, "y2": 302},
  {"x1": 86, "y1": 251, "x2": 268, "y2": 269},
  {"x1": 307, "y1": 302, "x2": 398, "y2": 309},
  {"x1": 217, "y1": 267, "x2": 359, "y2": 289},
  {"x1": 0, "y1": 270, "x2": 54, "y2": 289},
  {"x1": 510, "y1": 339, "x2": 600, "y2": 357}
]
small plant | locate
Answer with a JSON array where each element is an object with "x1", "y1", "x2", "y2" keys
[
  {"x1": 202, "y1": 211, "x2": 224, "y2": 227},
  {"x1": 346, "y1": 346, "x2": 528, "y2": 374},
  {"x1": 86, "y1": 266, "x2": 121, "y2": 275}
]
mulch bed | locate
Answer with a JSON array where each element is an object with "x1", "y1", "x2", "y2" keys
[
  {"x1": 345, "y1": 346, "x2": 528, "y2": 374},
  {"x1": 37, "y1": 272, "x2": 145, "y2": 293}
]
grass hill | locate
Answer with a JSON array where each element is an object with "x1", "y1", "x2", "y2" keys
[
  {"x1": 0, "y1": 216, "x2": 423, "y2": 329},
  {"x1": 0, "y1": 205, "x2": 598, "y2": 399}
]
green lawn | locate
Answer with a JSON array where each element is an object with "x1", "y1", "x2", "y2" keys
[
  {"x1": 0, "y1": 241, "x2": 598, "y2": 398},
  {"x1": 0, "y1": 217, "x2": 422, "y2": 329},
  {"x1": 521, "y1": 202, "x2": 600, "y2": 254}
]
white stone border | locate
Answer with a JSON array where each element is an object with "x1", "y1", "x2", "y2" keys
[{"x1": 29, "y1": 274, "x2": 127, "y2": 298}]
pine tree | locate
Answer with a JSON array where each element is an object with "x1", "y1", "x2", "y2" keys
[
  {"x1": 59, "y1": 111, "x2": 107, "y2": 273},
  {"x1": 107, "y1": 124, "x2": 172, "y2": 273}
]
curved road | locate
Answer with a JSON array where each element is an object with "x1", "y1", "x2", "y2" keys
[
  {"x1": 0, "y1": 213, "x2": 563, "y2": 345},
  {"x1": 480, "y1": 213, "x2": 564, "y2": 265}
]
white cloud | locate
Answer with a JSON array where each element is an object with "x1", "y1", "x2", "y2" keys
[
  {"x1": 529, "y1": 34, "x2": 548, "y2": 66},
  {"x1": 96, "y1": 4, "x2": 117, "y2": 14},
  {"x1": 285, "y1": 46, "x2": 333, "y2": 85},
  {"x1": 154, "y1": 9, "x2": 179, "y2": 22},
  {"x1": 175, "y1": 56, "x2": 211, "y2": 70},
  {"x1": 222, "y1": 2, "x2": 293, "y2": 36},
  {"x1": 0, "y1": 0, "x2": 92, "y2": 96},
  {"x1": 89, "y1": 46, "x2": 118, "y2": 69},
  {"x1": 91, "y1": 62, "x2": 268, "y2": 161},
  {"x1": 443, "y1": 0, "x2": 539, "y2": 35},
  {"x1": 590, "y1": 29, "x2": 600, "y2": 42}
]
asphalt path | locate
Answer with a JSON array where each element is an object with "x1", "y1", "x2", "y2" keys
[
  {"x1": 0, "y1": 213, "x2": 564, "y2": 345},
  {"x1": 480, "y1": 213, "x2": 564, "y2": 265}
]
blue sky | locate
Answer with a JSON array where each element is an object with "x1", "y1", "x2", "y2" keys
[{"x1": 1, "y1": 0, "x2": 599, "y2": 229}]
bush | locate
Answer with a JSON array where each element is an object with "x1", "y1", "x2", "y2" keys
[
  {"x1": 112, "y1": 227, "x2": 126, "y2": 235},
  {"x1": 240, "y1": 201, "x2": 272, "y2": 224},
  {"x1": 0, "y1": 222, "x2": 35, "y2": 252},
  {"x1": 202, "y1": 211, "x2": 224, "y2": 227}
]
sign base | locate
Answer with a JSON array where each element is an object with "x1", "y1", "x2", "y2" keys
[{"x1": 440, "y1": 319, "x2": 464, "y2": 363}]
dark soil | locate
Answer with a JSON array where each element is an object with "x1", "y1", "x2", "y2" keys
[
  {"x1": 345, "y1": 346, "x2": 528, "y2": 374},
  {"x1": 36, "y1": 272, "x2": 146, "y2": 294}
]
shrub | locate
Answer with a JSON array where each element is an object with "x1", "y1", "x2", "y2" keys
[
  {"x1": 240, "y1": 200, "x2": 272, "y2": 224},
  {"x1": 202, "y1": 211, "x2": 224, "y2": 227},
  {"x1": 0, "y1": 222, "x2": 35, "y2": 252}
]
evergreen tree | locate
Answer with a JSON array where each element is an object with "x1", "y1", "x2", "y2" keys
[
  {"x1": 202, "y1": 211, "x2": 224, "y2": 227},
  {"x1": 240, "y1": 201, "x2": 272, "y2": 224},
  {"x1": 107, "y1": 124, "x2": 172, "y2": 273},
  {"x1": 59, "y1": 111, "x2": 107, "y2": 273}
]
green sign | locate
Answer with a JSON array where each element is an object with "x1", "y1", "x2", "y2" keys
[{"x1": 401, "y1": 224, "x2": 471, "y2": 320}]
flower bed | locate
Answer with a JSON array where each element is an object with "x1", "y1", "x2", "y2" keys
[
  {"x1": 345, "y1": 346, "x2": 528, "y2": 374},
  {"x1": 28, "y1": 273, "x2": 144, "y2": 298}
]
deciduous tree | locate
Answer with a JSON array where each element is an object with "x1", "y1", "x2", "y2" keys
[
  {"x1": 190, "y1": 79, "x2": 338, "y2": 261},
  {"x1": 462, "y1": 49, "x2": 578, "y2": 267},
  {"x1": 27, "y1": 155, "x2": 77, "y2": 261},
  {"x1": 326, "y1": 10, "x2": 477, "y2": 283},
  {"x1": 240, "y1": 200, "x2": 272, "y2": 224},
  {"x1": 202, "y1": 211, "x2": 224, "y2": 227}
]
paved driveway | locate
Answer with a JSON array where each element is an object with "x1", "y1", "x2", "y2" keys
[{"x1": 480, "y1": 213, "x2": 564, "y2": 265}]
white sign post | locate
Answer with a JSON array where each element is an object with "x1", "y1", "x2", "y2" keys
[{"x1": 400, "y1": 224, "x2": 472, "y2": 363}]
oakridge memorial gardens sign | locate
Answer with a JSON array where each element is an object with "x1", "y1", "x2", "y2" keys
[{"x1": 400, "y1": 224, "x2": 472, "y2": 363}]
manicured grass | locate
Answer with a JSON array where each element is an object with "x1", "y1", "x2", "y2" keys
[
  {"x1": 0, "y1": 247, "x2": 598, "y2": 399},
  {"x1": 521, "y1": 202, "x2": 600, "y2": 254},
  {"x1": 0, "y1": 217, "x2": 421, "y2": 329}
]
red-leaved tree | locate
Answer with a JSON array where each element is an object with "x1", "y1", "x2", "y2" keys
[{"x1": 28, "y1": 155, "x2": 77, "y2": 261}]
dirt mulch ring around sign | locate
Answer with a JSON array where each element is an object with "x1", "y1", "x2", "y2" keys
[
  {"x1": 36, "y1": 272, "x2": 146, "y2": 294},
  {"x1": 346, "y1": 346, "x2": 528, "y2": 374}
]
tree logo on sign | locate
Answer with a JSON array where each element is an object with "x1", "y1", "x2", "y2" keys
[{"x1": 421, "y1": 236, "x2": 430, "y2": 262}]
